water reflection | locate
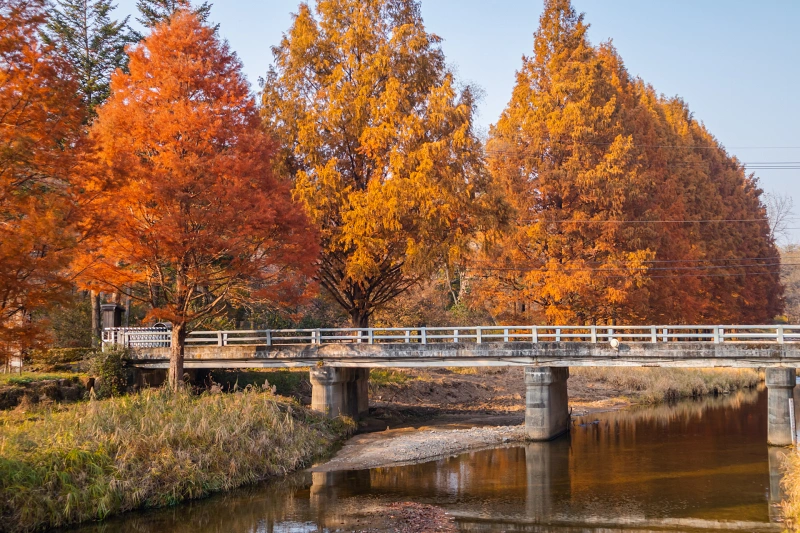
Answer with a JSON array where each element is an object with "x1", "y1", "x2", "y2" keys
[{"x1": 70, "y1": 388, "x2": 784, "y2": 533}]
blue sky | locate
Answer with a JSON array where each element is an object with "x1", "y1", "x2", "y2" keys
[{"x1": 115, "y1": 0, "x2": 800, "y2": 241}]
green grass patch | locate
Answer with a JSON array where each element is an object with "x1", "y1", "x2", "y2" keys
[
  {"x1": 209, "y1": 369, "x2": 309, "y2": 396},
  {"x1": 0, "y1": 388, "x2": 352, "y2": 532},
  {"x1": 369, "y1": 368, "x2": 412, "y2": 386},
  {"x1": 0, "y1": 372, "x2": 83, "y2": 386}
]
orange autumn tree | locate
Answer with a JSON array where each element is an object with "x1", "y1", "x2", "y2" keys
[
  {"x1": 261, "y1": 0, "x2": 504, "y2": 328},
  {"x1": 0, "y1": 0, "x2": 85, "y2": 364},
  {"x1": 475, "y1": 0, "x2": 781, "y2": 325},
  {"x1": 87, "y1": 10, "x2": 318, "y2": 389}
]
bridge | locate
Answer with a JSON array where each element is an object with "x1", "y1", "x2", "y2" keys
[{"x1": 104, "y1": 324, "x2": 800, "y2": 446}]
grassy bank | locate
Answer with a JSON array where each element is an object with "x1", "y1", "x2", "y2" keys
[
  {"x1": 0, "y1": 388, "x2": 352, "y2": 532},
  {"x1": 570, "y1": 367, "x2": 761, "y2": 404}
]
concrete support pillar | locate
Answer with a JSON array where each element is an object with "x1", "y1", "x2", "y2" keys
[
  {"x1": 766, "y1": 367, "x2": 796, "y2": 446},
  {"x1": 525, "y1": 367, "x2": 570, "y2": 441},
  {"x1": 310, "y1": 367, "x2": 368, "y2": 420},
  {"x1": 354, "y1": 368, "x2": 370, "y2": 415},
  {"x1": 768, "y1": 447, "x2": 789, "y2": 523}
]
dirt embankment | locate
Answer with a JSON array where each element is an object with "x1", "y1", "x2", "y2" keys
[
  {"x1": 0, "y1": 377, "x2": 88, "y2": 410},
  {"x1": 369, "y1": 366, "x2": 632, "y2": 418}
]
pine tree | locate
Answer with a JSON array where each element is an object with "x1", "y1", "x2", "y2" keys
[
  {"x1": 43, "y1": 0, "x2": 135, "y2": 119},
  {"x1": 135, "y1": 0, "x2": 210, "y2": 27}
]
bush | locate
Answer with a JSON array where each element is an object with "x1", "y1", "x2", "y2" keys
[{"x1": 87, "y1": 347, "x2": 128, "y2": 398}]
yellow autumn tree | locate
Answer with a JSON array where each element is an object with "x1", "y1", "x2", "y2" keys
[
  {"x1": 261, "y1": 0, "x2": 504, "y2": 327},
  {"x1": 474, "y1": 0, "x2": 781, "y2": 325},
  {"x1": 477, "y1": 0, "x2": 658, "y2": 325}
]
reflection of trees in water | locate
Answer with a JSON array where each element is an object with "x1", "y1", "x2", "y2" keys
[
  {"x1": 575, "y1": 385, "x2": 763, "y2": 431},
  {"x1": 70, "y1": 473, "x2": 314, "y2": 533}
]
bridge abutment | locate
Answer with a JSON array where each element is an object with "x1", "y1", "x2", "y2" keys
[
  {"x1": 766, "y1": 367, "x2": 796, "y2": 446},
  {"x1": 310, "y1": 367, "x2": 368, "y2": 420},
  {"x1": 525, "y1": 367, "x2": 570, "y2": 441}
]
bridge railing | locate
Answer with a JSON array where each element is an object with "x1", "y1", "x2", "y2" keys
[{"x1": 103, "y1": 325, "x2": 800, "y2": 349}]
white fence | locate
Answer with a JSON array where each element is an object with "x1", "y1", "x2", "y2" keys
[{"x1": 102, "y1": 325, "x2": 800, "y2": 349}]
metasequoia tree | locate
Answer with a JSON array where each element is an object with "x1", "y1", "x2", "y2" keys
[
  {"x1": 262, "y1": 0, "x2": 503, "y2": 327},
  {"x1": 43, "y1": 0, "x2": 135, "y2": 118},
  {"x1": 476, "y1": 0, "x2": 781, "y2": 325},
  {"x1": 87, "y1": 11, "x2": 317, "y2": 389},
  {"x1": 0, "y1": 0, "x2": 84, "y2": 364}
]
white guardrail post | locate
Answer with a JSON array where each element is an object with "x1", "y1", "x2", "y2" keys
[{"x1": 778, "y1": 325, "x2": 785, "y2": 344}]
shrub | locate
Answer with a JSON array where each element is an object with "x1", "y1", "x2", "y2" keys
[{"x1": 86, "y1": 347, "x2": 128, "y2": 398}]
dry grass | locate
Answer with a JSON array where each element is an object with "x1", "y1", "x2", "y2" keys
[
  {"x1": 0, "y1": 388, "x2": 352, "y2": 532},
  {"x1": 571, "y1": 367, "x2": 761, "y2": 403},
  {"x1": 782, "y1": 452, "x2": 800, "y2": 529}
]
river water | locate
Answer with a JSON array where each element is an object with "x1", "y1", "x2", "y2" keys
[{"x1": 72, "y1": 387, "x2": 788, "y2": 532}]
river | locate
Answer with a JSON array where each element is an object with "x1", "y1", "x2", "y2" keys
[{"x1": 69, "y1": 387, "x2": 788, "y2": 532}]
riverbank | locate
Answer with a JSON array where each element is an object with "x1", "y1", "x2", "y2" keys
[
  {"x1": 782, "y1": 453, "x2": 800, "y2": 529},
  {"x1": 0, "y1": 388, "x2": 352, "y2": 533},
  {"x1": 318, "y1": 387, "x2": 766, "y2": 472},
  {"x1": 369, "y1": 366, "x2": 762, "y2": 418}
]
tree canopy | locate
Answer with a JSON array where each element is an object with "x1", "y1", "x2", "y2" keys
[
  {"x1": 0, "y1": 0, "x2": 85, "y2": 362},
  {"x1": 473, "y1": 0, "x2": 781, "y2": 325},
  {"x1": 86, "y1": 10, "x2": 318, "y2": 388},
  {"x1": 261, "y1": 0, "x2": 505, "y2": 327}
]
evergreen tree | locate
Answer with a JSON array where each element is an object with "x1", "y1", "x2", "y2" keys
[
  {"x1": 43, "y1": 0, "x2": 135, "y2": 119},
  {"x1": 135, "y1": 0, "x2": 211, "y2": 27}
]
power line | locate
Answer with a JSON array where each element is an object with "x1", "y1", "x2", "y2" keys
[
  {"x1": 486, "y1": 139, "x2": 800, "y2": 150},
  {"x1": 517, "y1": 218, "x2": 779, "y2": 224},
  {"x1": 471, "y1": 269, "x2": 785, "y2": 280},
  {"x1": 468, "y1": 262, "x2": 796, "y2": 274}
]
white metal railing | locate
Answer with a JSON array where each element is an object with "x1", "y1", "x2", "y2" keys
[
  {"x1": 102, "y1": 327, "x2": 171, "y2": 348},
  {"x1": 102, "y1": 325, "x2": 800, "y2": 349}
]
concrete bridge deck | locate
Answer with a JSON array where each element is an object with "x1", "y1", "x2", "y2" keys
[{"x1": 104, "y1": 325, "x2": 800, "y2": 446}]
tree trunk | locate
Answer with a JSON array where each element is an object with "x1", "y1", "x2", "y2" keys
[
  {"x1": 350, "y1": 309, "x2": 370, "y2": 328},
  {"x1": 91, "y1": 291, "x2": 101, "y2": 347},
  {"x1": 168, "y1": 322, "x2": 187, "y2": 391}
]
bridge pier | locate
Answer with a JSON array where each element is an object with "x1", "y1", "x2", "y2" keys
[
  {"x1": 525, "y1": 367, "x2": 570, "y2": 441},
  {"x1": 766, "y1": 367, "x2": 796, "y2": 446},
  {"x1": 309, "y1": 367, "x2": 368, "y2": 420}
]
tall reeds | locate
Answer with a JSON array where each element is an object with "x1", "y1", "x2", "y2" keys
[
  {"x1": 570, "y1": 367, "x2": 761, "y2": 403},
  {"x1": 0, "y1": 388, "x2": 351, "y2": 532}
]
